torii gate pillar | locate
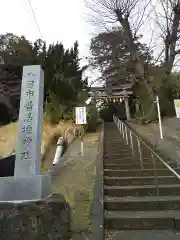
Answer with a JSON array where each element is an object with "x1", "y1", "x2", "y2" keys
[{"x1": 124, "y1": 96, "x2": 131, "y2": 121}]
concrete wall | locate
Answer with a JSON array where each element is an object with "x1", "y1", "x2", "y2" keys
[{"x1": 0, "y1": 194, "x2": 70, "y2": 239}]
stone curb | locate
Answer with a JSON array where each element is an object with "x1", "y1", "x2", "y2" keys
[{"x1": 92, "y1": 122, "x2": 104, "y2": 240}]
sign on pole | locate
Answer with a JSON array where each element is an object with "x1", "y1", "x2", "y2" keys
[
  {"x1": 174, "y1": 99, "x2": 180, "y2": 118},
  {"x1": 75, "y1": 107, "x2": 87, "y2": 125},
  {"x1": 75, "y1": 107, "x2": 87, "y2": 156}
]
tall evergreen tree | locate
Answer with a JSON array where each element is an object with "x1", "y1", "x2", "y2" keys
[
  {"x1": 0, "y1": 33, "x2": 88, "y2": 123},
  {"x1": 89, "y1": 28, "x2": 153, "y2": 86}
]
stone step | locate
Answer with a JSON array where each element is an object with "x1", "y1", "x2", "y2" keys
[
  {"x1": 104, "y1": 148, "x2": 152, "y2": 154},
  {"x1": 104, "y1": 144, "x2": 130, "y2": 147},
  {"x1": 103, "y1": 156, "x2": 134, "y2": 160},
  {"x1": 104, "y1": 142, "x2": 129, "y2": 145},
  {"x1": 104, "y1": 152, "x2": 132, "y2": 156},
  {"x1": 104, "y1": 139, "x2": 125, "y2": 142},
  {"x1": 103, "y1": 148, "x2": 132, "y2": 152},
  {"x1": 103, "y1": 158, "x2": 154, "y2": 165},
  {"x1": 104, "y1": 152, "x2": 152, "y2": 158},
  {"x1": 104, "y1": 153, "x2": 133, "y2": 158},
  {"x1": 104, "y1": 196, "x2": 180, "y2": 211},
  {"x1": 104, "y1": 229, "x2": 180, "y2": 239},
  {"x1": 103, "y1": 156, "x2": 153, "y2": 161},
  {"x1": 104, "y1": 184, "x2": 180, "y2": 197},
  {"x1": 104, "y1": 176, "x2": 180, "y2": 186},
  {"x1": 104, "y1": 146, "x2": 131, "y2": 149},
  {"x1": 104, "y1": 210, "x2": 180, "y2": 230},
  {"x1": 104, "y1": 163, "x2": 178, "y2": 170},
  {"x1": 104, "y1": 144, "x2": 127, "y2": 147},
  {"x1": 104, "y1": 147, "x2": 130, "y2": 150},
  {"x1": 104, "y1": 142, "x2": 127, "y2": 146},
  {"x1": 104, "y1": 169, "x2": 177, "y2": 177},
  {"x1": 104, "y1": 161, "x2": 136, "y2": 166}
]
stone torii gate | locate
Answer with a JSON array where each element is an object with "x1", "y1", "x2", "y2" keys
[{"x1": 89, "y1": 84, "x2": 133, "y2": 121}]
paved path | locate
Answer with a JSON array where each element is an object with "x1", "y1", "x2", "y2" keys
[
  {"x1": 129, "y1": 117, "x2": 180, "y2": 164},
  {"x1": 49, "y1": 137, "x2": 99, "y2": 178},
  {"x1": 49, "y1": 128, "x2": 102, "y2": 239}
]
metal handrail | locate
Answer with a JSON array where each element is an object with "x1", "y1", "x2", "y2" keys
[{"x1": 113, "y1": 115, "x2": 180, "y2": 181}]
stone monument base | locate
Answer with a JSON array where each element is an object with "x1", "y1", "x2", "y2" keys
[
  {"x1": 0, "y1": 175, "x2": 51, "y2": 201},
  {"x1": 0, "y1": 194, "x2": 70, "y2": 239}
]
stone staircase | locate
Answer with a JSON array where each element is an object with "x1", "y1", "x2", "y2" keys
[{"x1": 104, "y1": 122, "x2": 180, "y2": 239}]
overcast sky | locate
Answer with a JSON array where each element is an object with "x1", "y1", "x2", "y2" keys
[
  {"x1": 0, "y1": 0, "x2": 93, "y2": 62},
  {"x1": 0, "y1": 0, "x2": 101, "y2": 83},
  {"x1": 0, "y1": 0, "x2": 167, "y2": 84}
]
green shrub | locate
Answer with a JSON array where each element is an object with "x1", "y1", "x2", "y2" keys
[
  {"x1": 44, "y1": 102, "x2": 61, "y2": 124},
  {"x1": 85, "y1": 104, "x2": 99, "y2": 132},
  {"x1": 99, "y1": 106, "x2": 113, "y2": 122},
  {"x1": 44, "y1": 101, "x2": 74, "y2": 124},
  {"x1": 44, "y1": 91, "x2": 76, "y2": 123}
]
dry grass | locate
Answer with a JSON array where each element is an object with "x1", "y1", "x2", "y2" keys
[
  {"x1": 104, "y1": 230, "x2": 121, "y2": 239},
  {"x1": 0, "y1": 119, "x2": 76, "y2": 162},
  {"x1": 0, "y1": 122, "x2": 17, "y2": 157},
  {"x1": 41, "y1": 122, "x2": 80, "y2": 173}
]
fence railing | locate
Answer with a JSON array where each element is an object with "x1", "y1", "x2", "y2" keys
[{"x1": 113, "y1": 115, "x2": 180, "y2": 196}]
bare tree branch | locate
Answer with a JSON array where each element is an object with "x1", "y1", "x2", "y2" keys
[{"x1": 152, "y1": 0, "x2": 180, "y2": 72}]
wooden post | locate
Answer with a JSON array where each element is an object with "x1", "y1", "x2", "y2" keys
[
  {"x1": 80, "y1": 125, "x2": 84, "y2": 157},
  {"x1": 124, "y1": 96, "x2": 131, "y2": 121},
  {"x1": 156, "y1": 96, "x2": 163, "y2": 139}
]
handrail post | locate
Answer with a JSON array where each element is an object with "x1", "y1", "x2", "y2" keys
[
  {"x1": 119, "y1": 121, "x2": 121, "y2": 134},
  {"x1": 137, "y1": 138, "x2": 143, "y2": 169},
  {"x1": 120, "y1": 121, "x2": 122, "y2": 134},
  {"x1": 151, "y1": 153, "x2": 159, "y2": 196},
  {"x1": 130, "y1": 131, "x2": 134, "y2": 156},
  {"x1": 119, "y1": 121, "x2": 121, "y2": 133},
  {"x1": 114, "y1": 116, "x2": 180, "y2": 183},
  {"x1": 125, "y1": 126, "x2": 128, "y2": 145},
  {"x1": 122, "y1": 123, "x2": 125, "y2": 139}
]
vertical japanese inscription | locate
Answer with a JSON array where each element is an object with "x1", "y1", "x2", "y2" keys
[
  {"x1": 20, "y1": 75, "x2": 35, "y2": 161},
  {"x1": 81, "y1": 107, "x2": 85, "y2": 123}
]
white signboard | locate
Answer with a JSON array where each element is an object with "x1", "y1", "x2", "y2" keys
[
  {"x1": 174, "y1": 99, "x2": 180, "y2": 118},
  {"x1": 15, "y1": 65, "x2": 44, "y2": 177},
  {"x1": 76, "y1": 107, "x2": 87, "y2": 124}
]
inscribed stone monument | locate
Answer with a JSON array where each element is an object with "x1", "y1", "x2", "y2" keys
[
  {"x1": 15, "y1": 65, "x2": 44, "y2": 177},
  {"x1": 0, "y1": 65, "x2": 51, "y2": 201}
]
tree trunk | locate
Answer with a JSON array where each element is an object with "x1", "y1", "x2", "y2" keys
[{"x1": 115, "y1": 11, "x2": 157, "y2": 121}]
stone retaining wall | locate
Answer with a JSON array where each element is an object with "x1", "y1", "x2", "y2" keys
[{"x1": 0, "y1": 194, "x2": 70, "y2": 240}]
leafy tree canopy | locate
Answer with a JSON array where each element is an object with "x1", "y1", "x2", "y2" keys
[
  {"x1": 89, "y1": 27, "x2": 153, "y2": 86},
  {"x1": 0, "y1": 33, "x2": 88, "y2": 123}
]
